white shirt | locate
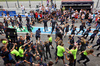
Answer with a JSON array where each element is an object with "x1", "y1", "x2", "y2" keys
[
  {"x1": 25, "y1": 13, "x2": 28, "y2": 16},
  {"x1": 82, "y1": 14, "x2": 85, "y2": 19},
  {"x1": 45, "y1": 7, "x2": 48, "y2": 11},
  {"x1": 21, "y1": 6, "x2": 25, "y2": 10}
]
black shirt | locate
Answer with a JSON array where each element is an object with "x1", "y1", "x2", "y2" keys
[
  {"x1": 43, "y1": 20, "x2": 48, "y2": 26},
  {"x1": 26, "y1": 18, "x2": 30, "y2": 24},
  {"x1": 70, "y1": 37, "x2": 74, "y2": 45},
  {"x1": 80, "y1": 25, "x2": 86, "y2": 30},
  {"x1": 51, "y1": 19, "x2": 57, "y2": 27},
  {"x1": 97, "y1": 37, "x2": 100, "y2": 44},
  {"x1": 45, "y1": 43, "x2": 50, "y2": 51}
]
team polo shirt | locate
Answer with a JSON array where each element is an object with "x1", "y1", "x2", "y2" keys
[
  {"x1": 11, "y1": 49, "x2": 19, "y2": 56},
  {"x1": 18, "y1": 46, "x2": 24, "y2": 57},
  {"x1": 2, "y1": 40, "x2": 7, "y2": 44},
  {"x1": 49, "y1": 37, "x2": 52, "y2": 42},
  {"x1": 83, "y1": 51, "x2": 88, "y2": 56},
  {"x1": 69, "y1": 48, "x2": 78, "y2": 60},
  {"x1": 57, "y1": 45, "x2": 65, "y2": 57}
]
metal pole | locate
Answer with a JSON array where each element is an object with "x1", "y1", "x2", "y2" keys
[
  {"x1": 29, "y1": 0, "x2": 31, "y2": 8},
  {"x1": 41, "y1": 0, "x2": 43, "y2": 5},
  {"x1": 17, "y1": 0, "x2": 20, "y2": 8},
  {"x1": 96, "y1": 0, "x2": 99, "y2": 8},
  {"x1": 55, "y1": 0, "x2": 56, "y2": 4},
  {"x1": 6, "y1": 0, "x2": 9, "y2": 8}
]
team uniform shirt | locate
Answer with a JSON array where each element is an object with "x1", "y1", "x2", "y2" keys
[
  {"x1": 45, "y1": 43, "x2": 50, "y2": 51},
  {"x1": 57, "y1": 45, "x2": 65, "y2": 57},
  {"x1": 51, "y1": 19, "x2": 57, "y2": 27},
  {"x1": 25, "y1": 52, "x2": 33, "y2": 63},
  {"x1": 69, "y1": 48, "x2": 78, "y2": 60},
  {"x1": 11, "y1": 49, "x2": 19, "y2": 56},
  {"x1": 83, "y1": 51, "x2": 88, "y2": 56},
  {"x1": 18, "y1": 46, "x2": 24, "y2": 57},
  {"x1": 36, "y1": 30, "x2": 41, "y2": 37},
  {"x1": 43, "y1": 20, "x2": 48, "y2": 26},
  {"x1": 49, "y1": 37, "x2": 52, "y2": 42}
]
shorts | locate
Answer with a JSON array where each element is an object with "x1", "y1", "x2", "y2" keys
[
  {"x1": 19, "y1": 26, "x2": 22, "y2": 28},
  {"x1": 28, "y1": 29, "x2": 32, "y2": 32},
  {"x1": 65, "y1": 29, "x2": 69, "y2": 32},
  {"x1": 49, "y1": 42, "x2": 52, "y2": 45},
  {"x1": 36, "y1": 36, "x2": 40, "y2": 40},
  {"x1": 4, "y1": 59, "x2": 9, "y2": 64},
  {"x1": 9, "y1": 59, "x2": 16, "y2": 64},
  {"x1": 57, "y1": 56, "x2": 64, "y2": 59}
]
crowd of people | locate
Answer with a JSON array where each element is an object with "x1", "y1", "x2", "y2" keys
[{"x1": 0, "y1": 3, "x2": 100, "y2": 66}]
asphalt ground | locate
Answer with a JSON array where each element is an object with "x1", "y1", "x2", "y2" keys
[
  {"x1": 0, "y1": 17, "x2": 100, "y2": 66},
  {"x1": 0, "y1": 34, "x2": 100, "y2": 66}
]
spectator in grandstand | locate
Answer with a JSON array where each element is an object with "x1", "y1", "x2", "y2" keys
[{"x1": 21, "y1": 5, "x2": 25, "y2": 14}]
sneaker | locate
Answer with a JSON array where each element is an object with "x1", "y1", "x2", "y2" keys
[
  {"x1": 51, "y1": 47, "x2": 54, "y2": 49},
  {"x1": 77, "y1": 60, "x2": 80, "y2": 64},
  {"x1": 55, "y1": 61, "x2": 58, "y2": 64},
  {"x1": 97, "y1": 54, "x2": 99, "y2": 57},
  {"x1": 90, "y1": 42, "x2": 93, "y2": 44},
  {"x1": 83, "y1": 62, "x2": 87, "y2": 66},
  {"x1": 92, "y1": 46, "x2": 94, "y2": 48},
  {"x1": 44, "y1": 59, "x2": 46, "y2": 62},
  {"x1": 96, "y1": 49, "x2": 99, "y2": 50},
  {"x1": 64, "y1": 36, "x2": 66, "y2": 38}
]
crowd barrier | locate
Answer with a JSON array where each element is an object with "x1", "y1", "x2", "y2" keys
[{"x1": 0, "y1": 11, "x2": 16, "y2": 16}]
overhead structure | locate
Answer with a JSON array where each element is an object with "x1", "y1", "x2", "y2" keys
[{"x1": 61, "y1": 0, "x2": 94, "y2": 11}]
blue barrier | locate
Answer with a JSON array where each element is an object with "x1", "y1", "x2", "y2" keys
[
  {"x1": 0, "y1": 11, "x2": 6, "y2": 16},
  {"x1": 9, "y1": 11, "x2": 16, "y2": 16},
  {"x1": 0, "y1": 11, "x2": 42, "y2": 18},
  {"x1": 0, "y1": 11, "x2": 16, "y2": 17}
]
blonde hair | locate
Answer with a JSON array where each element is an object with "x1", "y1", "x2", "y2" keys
[
  {"x1": 65, "y1": 23, "x2": 69, "y2": 27},
  {"x1": 55, "y1": 37, "x2": 60, "y2": 42},
  {"x1": 57, "y1": 40, "x2": 63, "y2": 45},
  {"x1": 81, "y1": 37, "x2": 86, "y2": 44}
]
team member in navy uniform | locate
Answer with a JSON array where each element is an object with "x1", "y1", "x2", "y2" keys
[
  {"x1": 44, "y1": 41, "x2": 52, "y2": 59},
  {"x1": 92, "y1": 35, "x2": 100, "y2": 50},
  {"x1": 83, "y1": 27, "x2": 91, "y2": 39},
  {"x1": 26, "y1": 16, "x2": 30, "y2": 24},
  {"x1": 43, "y1": 17, "x2": 49, "y2": 32},
  {"x1": 17, "y1": 14, "x2": 22, "y2": 23},
  {"x1": 59, "y1": 25, "x2": 65, "y2": 36},
  {"x1": 4, "y1": 19, "x2": 8, "y2": 27},
  {"x1": 31, "y1": 18, "x2": 35, "y2": 26},
  {"x1": 16, "y1": 36, "x2": 25, "y2": 50},
  {"x1": 35, "y1": 28, "x2": 41, "y2": 44},
  {"x1": 55, "y1": 24, "x2": 61, "y2": 38},
  {"x1": 71, "y1": 26, "x2": 77, "y2": 35},
  {"x1": 26, "y1": 23, "x2": 33, "y2": 32},
  {"x1": 17, "y1": 21, "x2": 24, "y2": 31},
  {"x1": 88, "y1": 30, "x2": 98, "y2": 44},
  {"x1": 68, "y1": 35, "x2": 74, "y2": 50},
  {"x1": 10, "y1": 18, "x2": 15, "y2": 28},
  {"x1": 70, "y1": 23, "x2": 74, "y2": 31},
  {"x1": 25, "y1": 48, "x2": 34, "y2": 65},
  {"x1": 26, "y1": 23, "x2": 33, "y2": 37},
  {"x1": 60, "y1": 16, "x2": 65, "y2": 25},
  {"x1": 0, "y1": 46, "x2": 9, "y2": 66},
  {"x1": 2, "y1": 43, "x2": 16, "y2": 65},
  {"x1": 64, "y1": 22, "x2": 69, "y2": 38},
  {"x1": 0, "y1": 22, "x2": 4, "y2": 36},
  {"x1": 50, "y1": 17, "x2": 57, "y2": 34},
  {"x1": 25, "y1": 33, "x2": 31, "y2": 41},
  {"x1": 76, "y1": 22, "x2": 86, "y2": 35}
]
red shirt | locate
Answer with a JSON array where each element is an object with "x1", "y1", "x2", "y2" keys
[
  {"x1": 35, "y1": 12, "x2": 38, "y2": 18},
  {"x1": 40, "y1": 14, "x2": 42, "y2": 18}
]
